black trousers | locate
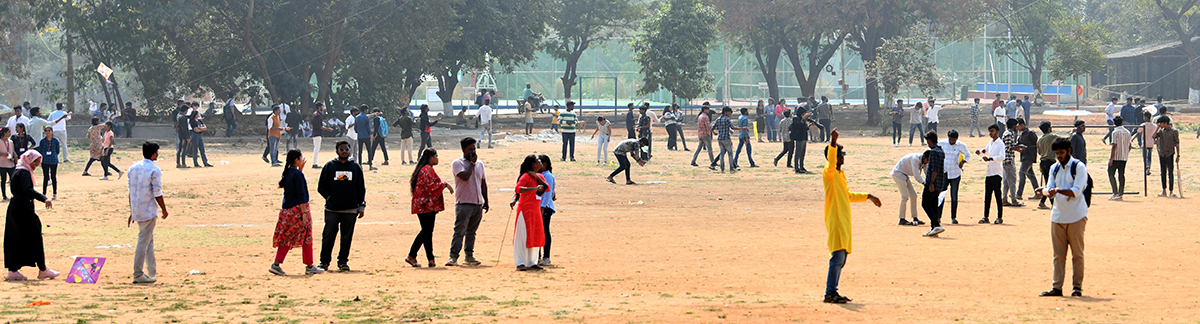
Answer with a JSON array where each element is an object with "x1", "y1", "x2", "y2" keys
[
  {"x1": 793, "y1": 140, "x2": 807, "y2": 172},
  {"x1": 357, "y1": 138, "x2": 371, "y2": 165},
  {"x1": 775, "y1": 140, "x2": 794, "y2": 167},
  {"x1": 101, "y1": 148, "x2": 121, "y2": 175},
  {"x1": 1040, "y1": 160, "x2": 1055, "y2": 205},
  {"x1": 1161, "y1": 154, "x2": 1175, "y2": 191},
  {"x1": 610, "y1": 153, "x2": 631, "y2": 182},
  {"x1": 0, "y1": 167, "x2": 12, "y2": 199},
  {"x1": 540, "y1": 207, "x2": 555, "y2": 259},
  {"x1": 666, "y1": 124, "x2": 678, "y2": 150},
  {"x1": 672, "y1": 124, "x2": 688, "y2": 150},
  {"x1": 1108, "y1": 160, "x2": 1127, "y2": 195},
  {"x1": 892, "y1": 122, "x2": 902, "y2": 145},
  {"x1": 320, "y1": 211, "x2": 358, "y2": 265},
  {"x1": 41, "y1": 164, "x2": 57, "y2": 195},
  {"x1": 922, "y1": 185, "x2": 942, "y2": 228},
  {"x1": 561, "y1": 133, "x2": 575, "y2": 160},
  {"x1": 947, "y1": 177, "x2": 960, "y2": 220},
  {"x1": 370, "y1": 136, "x2": 389, "y2": 163},
  {"x1": 419, "y1": 132, "x2": 432, "y2": 152},
  {"x1": 984, "y1": 175, "x2": 1003, "y2": 219},
  {"x1": 409, "y1": 212, "x2": 437, "y2": 259}
]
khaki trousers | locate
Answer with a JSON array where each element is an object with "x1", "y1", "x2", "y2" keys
[{"x1": 1051, "y1": 217, "x2": 1086, "y2": 290}]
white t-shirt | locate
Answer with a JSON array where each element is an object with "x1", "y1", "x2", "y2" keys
[
  {"x1": 345, "y1": 115, "x2": 357, "y2": 139},
  {"x1": 925, "y1": 105, "x2": 941, "y2": 123},
  {"x1": 48, "y1": 110, "x2": 70, "y2": 132},
  {"x1": 478, "y1": 105, "x2": 492, "y2": 124},
  {"x1": 993, "y1": 107, "x2": 1007, "y2": 124},
  {"x1": 984, "y1": 137, "x2": 1006, "y2": 177},
  {"x1": 1143, "y1": 104, "x2": 1158, "y2": 116},
  {"x1": 7, "y1": 115, "x2": 30, "y2": 135},
  {"x1": 1104, "y1": 102, "x2": 1117, "y2": 120}
]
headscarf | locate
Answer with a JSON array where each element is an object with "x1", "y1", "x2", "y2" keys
[{"x1": 16, "y1": 150, "x2": 41, "y2": 187}]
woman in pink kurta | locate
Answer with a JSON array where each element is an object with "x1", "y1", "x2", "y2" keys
[{"x1": 509, "y1": 155, "x2": 548, "y2": 270}]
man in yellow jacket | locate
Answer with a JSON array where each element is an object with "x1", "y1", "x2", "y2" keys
[{"x1": 822, "y1": 128, "x2": 882, "y2": 304}]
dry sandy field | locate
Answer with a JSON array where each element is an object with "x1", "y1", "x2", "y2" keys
[{"x1": 1, "y1": 110, "x2": 1199, "y2": 323}]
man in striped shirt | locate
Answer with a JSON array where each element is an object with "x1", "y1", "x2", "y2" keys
[{"x1": 560, "y1": 102, "x2": 578, "y2": 162}]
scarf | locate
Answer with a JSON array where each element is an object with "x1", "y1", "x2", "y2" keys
[{"x1": 16, "y1": 150, "x2": 41, "y2": 187}]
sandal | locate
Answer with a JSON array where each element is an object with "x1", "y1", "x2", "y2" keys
[{"x1": 404, "y1": 256, "x2": 421, "y2": 268}]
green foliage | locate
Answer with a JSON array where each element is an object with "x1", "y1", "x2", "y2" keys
[
  {"x1": 867, "y1": 28, "x2": 942, "y2": 99},
  {"x1": 543, "y1": 0, "x2": 640, "y2": 98},
  {"x1": 633, "y1": 0, "x2": 720, "y2": 100},
  {"x1": 1048, "y1": 20, "x2": 1110, "y2": 82}
]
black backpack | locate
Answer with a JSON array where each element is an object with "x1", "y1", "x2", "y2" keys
[{"x1": 1050, "y1": 160, "x2": 1094, "y2": 207}]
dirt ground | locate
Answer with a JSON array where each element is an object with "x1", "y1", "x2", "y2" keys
[{"x1": 1, "y1": 109, "x2": 1199, "y2": 323}]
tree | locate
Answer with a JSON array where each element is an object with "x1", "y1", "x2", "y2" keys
[
  {"x1": 431, "y1": 0, "x2": 550, "y2": 115},
  {"x1": 714, "y1": 0, "x2": 784, "y2": 100},
  {"x1": 845, "y1": 0, "x2": 980, "y2": 125},
  {"x1": 1144, "y1": 0, "x2": 1200, "y2": 103},
  {"x1": 543, "y1": 0, "x2": 639, "y2": 99},
  {"x1": 990, "y1": 0, "x2": 1066, "y2": 105},
  {"x1": 0, "y1": 0, "x2": 35, "y2": 79},
  {"x1": 867, "y1": 28, "x2": 943, "y2": 105},
  {"x1": 1048, "y1": 20, "x2": 1109, "y2": 109},
  {"x1": 632, "y1": 0, "x2": 721, "y2": 101}
]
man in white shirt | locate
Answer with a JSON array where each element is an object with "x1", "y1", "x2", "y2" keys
[
  {"x1": 48, "y1": 104, "x2": 72, "y2": 162},
  {"x1": 1107, "y1": 117, "x2": 1131, "y2": 201},
  {"x1": 477, "y1": 100, "x2": 493, "y2": 149},
  {"x1": 26, "y1": 107, "x2": 52, "y2": 143},
  {"x1": 993, "y1": 103, "x2": 1007, "y2": 131},
  {"x1": 1101, "y1": 97, "x2": 1118, "y2": 144},
  {"x1": 127, "y1": 142, "x2": 169, "y2": 284},
  {"x1": 1036, "y1": 137, "x2": 1089, "y2": 298},
  {"x1": 977, "y1": 124, "x2": 1006, "y2": 224},
  {"x1": 938, "y1": 130, "x2": 970, "y2": 224},
  {"x1": 925, "y1": 98, "x2": 942, "y2": 134},
  {"x1": 7, "y1": 106, "x2": 30, "y2": 137},
  {"x1": 345, "y1": 109, "x2": 359, "y2": 163},
  {"x1": 891, "y1": 152, "x2": 927, "y2": 226}
]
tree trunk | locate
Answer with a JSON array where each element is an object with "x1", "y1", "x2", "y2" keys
[
  {"x1": 314, "y1": 15, "x2": 346, "y2": 112},
  {"x1": 753, "y1": 43, "x2": 781, "y2": 100},
  {"x1": 397, "y1": 70, "x2": 422, "y2": 111},
  {"x1": 110, "y1": 72, "x2": 126, "y2": 108},
  {"x1": 66, "y1": 33, "x2": 75, "y2": 113},
  {"x1": 239, "y1": 0, "x2": 280, "y2": 103},
  {"x1": 436, "y1": 63, "x2": 462, "y2": 115},
  {"x1": 860, "y1": 41, "x2": 882, "y2": 126}
]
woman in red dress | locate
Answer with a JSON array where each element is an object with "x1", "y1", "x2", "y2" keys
[
  {"x1": 408, "y1": 148, "x2": 452, "y2": 268},
  {"x1": 509, "y1": 155, "x2": 549, "y2": 271}
]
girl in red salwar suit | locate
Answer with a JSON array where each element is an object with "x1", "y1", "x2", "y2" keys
[{"x1": 509, "y1": 155, "x2": 549, "y2": 271}]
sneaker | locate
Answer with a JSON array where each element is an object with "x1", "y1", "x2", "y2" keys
[
  {"x1": 338, "y1": 263, "x2": 350, "y2": 272},
  {"x1": 912, "y1": 219, "x2": 926, "y2": 226},
  {"x1": 445, "y1": 258, "x2": 458, "y2": 267},
  {"x1": 1071, "y1": 288, "x2": 1082, "y2": 297},
  {"x1": 316, "y1": 264, "x2": 329, "y2": 272},
  {"x1": 922, "y1": 227, "x2": 945, "y2": 237},
  {"x1": 381, "y1": 161, "x2": 389, "y2": 166},
  {"x1": 1112, "y1": 196, "x2": 1123, "y2": 201},
  {"x1": 1158, "y1": 193, "x2": 1168, "y2": 197},
  {"x1": 528, "y1": 264, "x2": 544, "y2": 271},
  {"x1": 993, "y1": 218, "x2": 1004, "y2": 225},
  {"x1": 269, "y1": 264, "x2": 286, "y2": 276},
  {"x1": 978, "y1": 218, "x2": 990, "y2": 224},
  {"x1": 51, "y1": 195, "x2": 56, "y2": 200},
  {"x1": 35, "y1": 268, "x2": 58, "y2": 280},
  {"x1": 118, "y1": 171, "x2": 124, "y2": 179},
  {"x1": 538, "y1": 258, "x2": 552, "y2": 266},
  {"x1": 1039, "y1": 288, "x2": 1063, "y2": 297},
  {"x1": 464, "y1": 257, "x2": 481, "y2": 266},
  {"x1": 204, "y1": 164, "x2": 214, "y2": 167},
  {"x1": 951, "y1": 218, "x2": 959, "y2": 225},
  {"x1": 823, "y1": 294, "x2": 851, "y2": 303},
  {"x1": 133, "y1": 274, "x2": 157, "y2": 283},
  {"x1": 1038, "y1": 205, "x2": 1051, "y2": 210},
  {"x1": 305, "y1": 266, "x2": 325, "y2": 275},
  {"x1": 98, "y1": 176, "x2": 109, "y2": 181},
  {"x1": 898, "y1": 219, "x2": 913, "y2": 226},
  {"x1": 1171, "y1": 194, "x2": 1178, "y2": 198},
  {"x1": 6, "y1": 271, "x2": 26, "y2": 281},
  {"x1": 516, "y1": 265, "x2": 528, "y2": 271},
  {"x1": 894, "y1": 143, "x2": 899, "y2": 147}
]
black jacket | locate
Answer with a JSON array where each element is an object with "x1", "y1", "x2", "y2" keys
[{"x1": 318, "y1": 158, "x2": 366, "y2": 211}]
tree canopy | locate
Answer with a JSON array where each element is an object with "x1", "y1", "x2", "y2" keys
[{"x1": 633, "y1": 0, "x2": 720, "y2": 101}]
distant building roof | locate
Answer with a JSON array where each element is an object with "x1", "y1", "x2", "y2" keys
[{"x1": 1106, "y1": 37, "x2": 1200, "y2": 59}]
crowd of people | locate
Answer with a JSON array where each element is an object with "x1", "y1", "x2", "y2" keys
[{"x1": 0, "y1": 94, "x2": 1192, "y2": 312}]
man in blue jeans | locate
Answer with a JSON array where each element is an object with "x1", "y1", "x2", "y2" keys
[
  {"x1": 732, "y1": 108, "x2": 758, "y2": 169},
  {"x1": 822, "y1": 129, "x2": 882, "y2": 303}
]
